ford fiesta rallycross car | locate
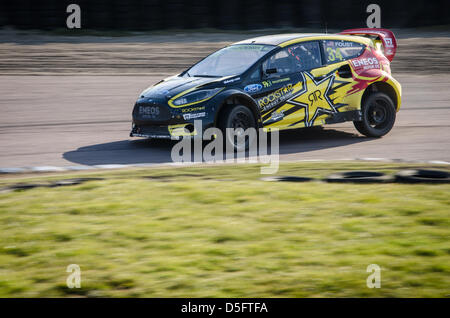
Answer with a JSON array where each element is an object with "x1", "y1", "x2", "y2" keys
[{"x1": 131, "y1": 28, "x2": 401, "y2": 150}]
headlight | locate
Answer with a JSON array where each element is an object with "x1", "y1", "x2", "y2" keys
[{"x1": 172, "y1": 88, "x2": 223, "y2": 106}]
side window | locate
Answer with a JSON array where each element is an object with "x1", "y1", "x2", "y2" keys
[
  {"x1": 286, "y1": 41, "x2": 322, "y2": 71},
  {"x1": 262, "y1": 41, "x2": 322, "y2": 76},
  {"x1": 262, "y1": 49, "x2": 297, "y2": 76},
  {"x1": 322, "y1": 40, "x2": 365, "y2": 64},
  {"x1": 249, "y1": 67, "x2": 261, "y2": 80}
]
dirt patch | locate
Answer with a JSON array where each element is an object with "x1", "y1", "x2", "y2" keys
[
  {"x1": 395, "y1": 37, "x2": 450, "y2": 74},
  {"x1": 0, "y1": 29, "x2": 449, "y2": 75}
]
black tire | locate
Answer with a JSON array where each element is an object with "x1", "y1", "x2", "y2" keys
[
  {"x1": 325, "y1": 171, "x2": 393, "y2": 183},
  {"x1": 49, "y1": 178, "x2": 103, "y2": 187},
  {"x1": 9, "y1": 183, "x2": 43, "y2": 190},
  {"x1": 395, "y1": 169, "x2": 450, "y2": 184},
  {"x1": 354, "y1": 92, "x2": 396, "y2": 137},
  {"x1": 218, "y1": 105, "x2": 256, "y2": 152},
  {"x1": 261, "y1": 176, "x2": 313, "y2": 182}
]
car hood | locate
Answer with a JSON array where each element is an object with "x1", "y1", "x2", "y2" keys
[{"x1": 140, "y1": 75, "x2": 237, "y2": 99}]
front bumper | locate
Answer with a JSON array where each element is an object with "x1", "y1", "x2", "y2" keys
[
  {"x1": 130, "y1": 95, "x2": 218, "y2": 140},
  {"x1": 130, "y1": 123, "x2": 199, "y2": 140}
]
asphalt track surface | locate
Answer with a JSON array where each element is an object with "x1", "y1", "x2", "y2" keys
[{"x1": 0, "y1": 74, "x2": 449, "y2": 168}]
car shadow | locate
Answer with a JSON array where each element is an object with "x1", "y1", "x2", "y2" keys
[{"x1": 63, "y1": 127, "x2": 371, "y2": 166}]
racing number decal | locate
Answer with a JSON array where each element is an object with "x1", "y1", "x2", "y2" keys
[{"x1": 326, "y1": 47, "x2": 344, "y2": 62}]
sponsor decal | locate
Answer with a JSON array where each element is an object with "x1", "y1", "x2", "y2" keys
[
  {"x1": 262, "y1": 77, "x2": 290, "y2": 88},
  {"x1": 271, "y1": 110, "x2": 285, "y2": 121},
  {"x1": 271, "y1": 77, "x2": 291, "y2": 84},
  {"x1": 244, "y1": 83, "x2": 263, "y2": 93},
  {"x1": 139, "y1": 105, "x2": 160, "y2": 119},
  {"x1": 257, "y1": 84, "x2": 294, "y2": 112},
  {"x1": 228, "y1": 45, "x2": 271, "y2": 51},
  {"x1": 384, "y1": 38, "x2": 394, "y2": 48},
  {"x1": 285, "y1": 72, "x2": 341, "y2": 127},
  {"x1": 262, "y1": 81, "x2": 271, "y2": 88},
  {"x1": 181, "y1": 106, "x2": 205, "y2": 113},
  {"x1": 334, "y1": 41, "x2": 354, "y2": 47},
  {"x1": 183, "y1": 112, "x2": 206, "y2": 120},
  {"x1": 223, "y1": 77, "x2": 241, "y2": 84},
  {"x1": 308, "y1": 90, "x2": 323, "y2": 104},
  {"x1": 351, "y1": 57, "x2": 379, "y2": 69}
]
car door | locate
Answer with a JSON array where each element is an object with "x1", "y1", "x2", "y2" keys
[
  {"x1": 243, "y1": 46, "x2": 310, "y2": 131},
  {"x1": 246, "y1": 41, "x2": 331, "y2": 130},
  {"x1": 295, "y1": 39, "x2": 366, "y2": 126},
  {"x1": 277, "y1": 40, "x2": 333, "y2": 128},
  {"x1": 273, "y1": 39, "x2": 367, "y2": 129}
]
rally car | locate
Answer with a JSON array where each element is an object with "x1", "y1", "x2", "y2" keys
[{"x1": 131, "y1": 28, "x2": 401, "y2": 150}]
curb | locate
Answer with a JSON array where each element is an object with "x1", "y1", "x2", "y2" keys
[{"x1": 0, "y1": 158, "x2": 449, "y2": 175}]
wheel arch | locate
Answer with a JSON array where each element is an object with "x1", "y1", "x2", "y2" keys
[
  {"x1": 214, "y1": 90, "x2": 262, "y2": 128},
  {"x1": 361, "y1": 81, "x2": 400, "y2": 111}
]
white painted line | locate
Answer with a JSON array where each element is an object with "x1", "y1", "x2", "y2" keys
[
  {"x1": 65, "y1": 165, "x2": 95, "y2": 171},
  {"x1": 132, "y1": 163, "x2": 164, "y2": 168},
  {"x1": 0, "y1": 167, "x2": 26, "y2": 174},
  {"x1": 358, "y1": 157, "x2": 391, "y2": 161},
  {"x1": 30, "y1": 166, "x2": 66, "y2": 172},
  {"x1": 93, "y1": 164, "x2": 130, "y2": 169},
  {"x1": 429, "y1": 160, "x2": 450, "y2": 165},
  {"x1": 0, "y1": 158, "x2": 449, "y2": 174}
]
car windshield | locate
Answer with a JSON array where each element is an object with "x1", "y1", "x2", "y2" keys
[{"x1": 186, "y1": 44, "x2": 275, "y2": 77}]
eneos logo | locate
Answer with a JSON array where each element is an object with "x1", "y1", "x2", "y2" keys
[
  {"x1": 352, "y1": 57, "x2": 379, "y2": 68},
  {"x1": 139, "y1": 106, "x2": 160, "y2": 118}
]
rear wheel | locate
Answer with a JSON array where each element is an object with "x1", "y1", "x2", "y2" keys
[
  {"x1": 218, "y1": 105, "x2": 256, "y2": 151},
  {"x1": 354, "y1": 92, "x2": 396, "y2": 137}
]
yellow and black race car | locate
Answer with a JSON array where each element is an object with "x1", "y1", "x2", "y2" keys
[{"x1": 131, "y1": 28, "x2": 401, "y2": 149}]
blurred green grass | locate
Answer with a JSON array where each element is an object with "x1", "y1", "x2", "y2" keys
[{"x1": 0, "y1": 162, "x2": 449, "y2": 297}]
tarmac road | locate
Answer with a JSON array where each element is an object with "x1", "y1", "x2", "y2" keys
[{"x1": 0, "y1": 74, "x2": 449, "y2": 168}]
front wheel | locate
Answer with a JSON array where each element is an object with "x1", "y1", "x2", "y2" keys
[
  {"x1": 354, "y1": 92, "x2": 396, "y2": 137},
  {"x1": 218, "y1": 105, "x2": 256, "y2": 152}
]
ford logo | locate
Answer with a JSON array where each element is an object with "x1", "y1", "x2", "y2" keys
[{"x1": 244, "y1": 83, "x2": 263, "y2": 93}]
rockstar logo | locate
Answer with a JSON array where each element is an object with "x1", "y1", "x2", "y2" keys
[{"x1": 287, "y1": 72, "x2": 337, "y2": 127}]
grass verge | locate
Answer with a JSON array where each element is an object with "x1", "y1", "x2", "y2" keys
[{"x1": 0, "y1": 161, "x2": 449, "y2": 297}]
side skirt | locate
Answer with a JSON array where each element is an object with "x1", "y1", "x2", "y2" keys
[{"x1": 325, "y1": 110, "x2": 362, "y2": 125}]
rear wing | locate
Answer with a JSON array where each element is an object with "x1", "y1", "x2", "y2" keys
[{"x1": 339, "y1": 28, "x2": 397, "y2": 62}]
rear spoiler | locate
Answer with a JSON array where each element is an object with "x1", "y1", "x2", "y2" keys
[{"x1": 339, "y1": 28, "x2": 397, "y2": 62}]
